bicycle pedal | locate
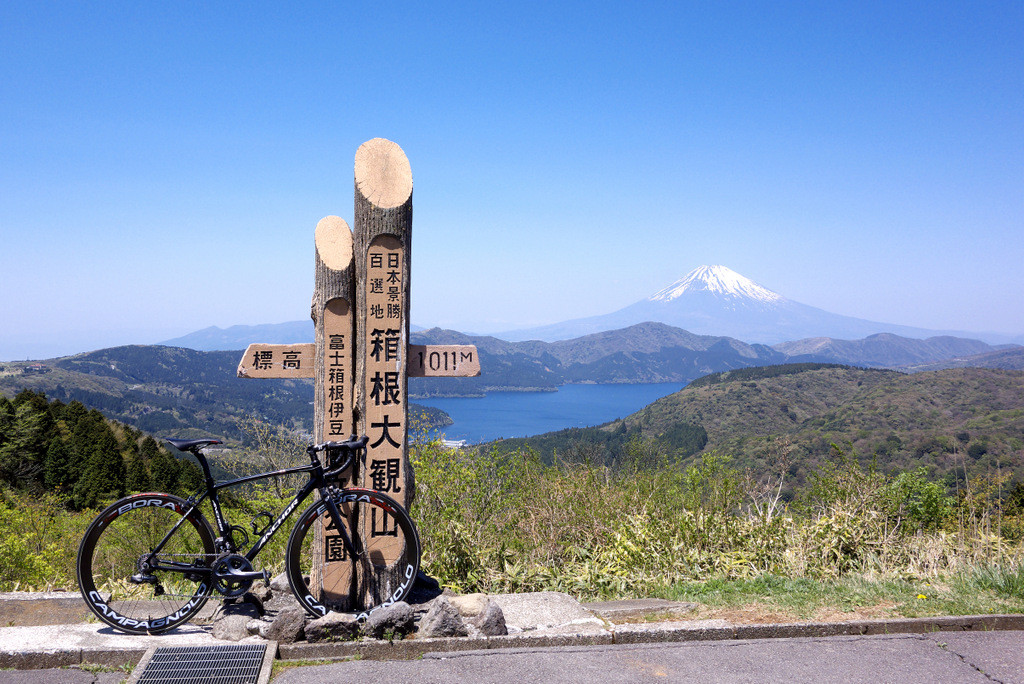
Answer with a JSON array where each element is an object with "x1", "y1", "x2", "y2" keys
[{"x1": 129, "y1": 573, "x2": 157, "y2": 585}]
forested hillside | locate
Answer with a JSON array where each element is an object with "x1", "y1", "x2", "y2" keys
[{"x1": 0, "y1": 389, "x2": 202, "y2": 509}]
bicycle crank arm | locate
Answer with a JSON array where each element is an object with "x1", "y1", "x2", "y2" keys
[{"x1": 215, "y1": 566, "x2": 270, "y2": 582}]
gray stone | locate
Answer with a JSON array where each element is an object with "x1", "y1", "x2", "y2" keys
[
  {"x1": 449, "y1": 593, "x2": 488, "y2": 618},
  {"x1": 490, "y1": 591, "x2": 605, "y2": 634},
  {"x1": 264, "y1": 586, "x2": 303, "y2": 615},
  {"x1": 270, "y1": 572, "x2": 291, "y2": 593},
  {"x1": 264, "y1": 606, "x2": 306, "y2": 644},
  {"x1": 362, "y1": 601, "x2": 415, "y2": 640},
  {"x1": 471, "y1": 599, "x2": 508, "y2": 636},
  {"x1": 211, "y1": 614, "x2": 255, "y2": 641},
  {"x1": 249, "y1": 581, "x2": 273, "y2": 603},
  {"x1": 417, "y1": 596, "x2": 468, "y2": 638},
  {"x1": 211, "y1": 601, "x2": 262, "y2": 641},
  {"x1": 305, "y1": 611, "x2": 360, "y2": 643}
]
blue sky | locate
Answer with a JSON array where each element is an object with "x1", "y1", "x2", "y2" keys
[{"x1": 2, "y1": 1, "x2": 1022, "y2": 360}]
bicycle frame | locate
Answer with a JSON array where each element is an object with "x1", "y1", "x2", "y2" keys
[{"x1": 144, "y1": 447, "x2": 358, "y2": 581}]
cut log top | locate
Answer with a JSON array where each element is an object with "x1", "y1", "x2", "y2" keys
[
  {"x1": 354, "y1": 138, "x2": 413, "y2": 209},
  {"x1": 314, "y1": 215, "x2": 353, "y2": 271}
]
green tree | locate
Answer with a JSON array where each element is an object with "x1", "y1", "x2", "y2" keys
[
  {"x1": 44, "y1": 436, "x2": 77, "y2": 493},
  {"x1": 178, "y1": 459, "x2": 204, "y2": 494},
  {"x1": 0, "y1": 401, "x2": 48, "y2": 487},
  {"x1": 150, "y1": 448, "x2": 180, "y2": 494},
  {"x1": 72, "y1": 423, "x2": 125, "y2": 509},
  {"x1": 125, "y1": 446, "x2": 150, "y2": 493}
]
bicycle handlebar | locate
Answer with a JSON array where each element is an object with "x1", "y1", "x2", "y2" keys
[
  {"x1": 309, "y1": 435, "x2": 369, "y2": 454},
  {"x1": 311, "y1": 435, "x2": 369, "y2": 477}
]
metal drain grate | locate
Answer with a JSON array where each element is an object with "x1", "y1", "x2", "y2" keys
[{"x1": 133, "y1": 644, "x2": 270, "y2": 684}]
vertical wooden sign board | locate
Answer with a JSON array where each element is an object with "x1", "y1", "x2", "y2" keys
[
  {"x1": 354, "y1": 138, "x2": 414, "y2": 606},
  {"x1": 310, "y1": 216, "x2": 356, "y2": 609}
]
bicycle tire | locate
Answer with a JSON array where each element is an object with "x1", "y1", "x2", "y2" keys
[
  {"x1": 285, "y1": 488, "x2": 420, "y2": 620},
  {"x1": 76, "y1": 493, "x2": 216, "y2": 634}
]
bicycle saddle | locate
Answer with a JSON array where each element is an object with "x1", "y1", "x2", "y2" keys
[{"x1": 165, "y1": 438, "x2": 223, "y2": 452}]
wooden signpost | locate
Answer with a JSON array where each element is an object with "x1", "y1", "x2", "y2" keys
[{"x1": 237, "y1": 138, "x2": 479, "y2": 612}]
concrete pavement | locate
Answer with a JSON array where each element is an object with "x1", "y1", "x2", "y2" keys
[
  {"x1": 3, "y1": 590, "x2": 1024, "y2": 680},
  {"x1": 272, "y1": 632, "x2": 1024, "y2": 684}
]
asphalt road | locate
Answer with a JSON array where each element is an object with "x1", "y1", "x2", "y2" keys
[{"x1": 273, "y1": 632, "x2": 1024, "y2": 684}]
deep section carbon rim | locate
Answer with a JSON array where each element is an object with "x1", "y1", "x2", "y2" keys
[
  {"x1": 286, "y1": 489, "x2": 420, "y2": 620},
  {"x1": 76, "y1": 494, "x2": 215, "y2": 634}
]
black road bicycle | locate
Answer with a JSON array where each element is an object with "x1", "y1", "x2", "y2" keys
[{"x1": 76, "y1": 436, "x2": 420, "y2": 634}]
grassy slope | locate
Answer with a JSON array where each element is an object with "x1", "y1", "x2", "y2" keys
[{"x1": 616, "y1": 366, "x2": 1024, "y2": 487}]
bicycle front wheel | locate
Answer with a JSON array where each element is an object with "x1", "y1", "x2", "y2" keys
[
  {"x1": 286, "y1": 489, "x2": 420, "y2": 620},
  {"x1": 76, "y1": 493, "x2": 216, "y2": 634}
]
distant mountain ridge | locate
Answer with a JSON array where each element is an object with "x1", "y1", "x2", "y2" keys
[
  {"x1": 115, "y1": 321, "x2": 1024, "y2": 401},
  {"x1": 161, "y1": 321, "x2": 426, "y2": 351},
  {"x1": 160, "y1": 265, "x2": 1018, "y2": 353},
  {"x1": 2, "y1": 326, "x2": 1017, "y2": 444},
  {"x1": 496, "y1": 265, "x2": 1007, "y2": 344},
  {"x1": 161, "y1": 321, "x2": 314, "y2": 351},
  {"x1": 407, "y1": 322, "x2": 1014, "y2": 396},
  {"x1": 773, "y1": 333, "x2": 1008, "y2": 368}
]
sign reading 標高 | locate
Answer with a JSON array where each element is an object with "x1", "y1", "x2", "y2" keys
[{"x1": 237, "y1": 138, "x2": 479, "y2": 611}]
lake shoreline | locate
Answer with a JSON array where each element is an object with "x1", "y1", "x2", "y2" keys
[{"x1": 419, "y1": 382, "x2": 688, "y2": 445}]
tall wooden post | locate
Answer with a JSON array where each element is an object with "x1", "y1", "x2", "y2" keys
[
  {"x1": 310, "y1": 215, "x2": 356, "y2": 609},
  {"x1": 353, "y1": 139, "x2": 414, "y2": 607},
  {"x1": 354, "y1": 138, "x2": 414, "y2": 510}
]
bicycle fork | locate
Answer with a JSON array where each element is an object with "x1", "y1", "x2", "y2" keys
[{"x1": 322, "y1": 492, "x2": 363, "y2": 561}]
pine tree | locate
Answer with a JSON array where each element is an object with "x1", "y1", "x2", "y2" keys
[
  {"x1": 72, "y1": 421, "x2": 126, "y2": 509},
  {"x1": 178, "y1": 458, "x2": 204, "y2": 495},
  {"x1": 126, "y1": 448, "x2": 150, "y2": 493},
  {"x1": 44, "y1": 436, "x2": 77, "y2": 493},
  {"x1": 150, "y1": 448, "x2": 180, "y2": 494},
  {"x1": 0, "y1": 401, "x2": 47, "y2": 487},
  {"x1": 0, "y1": 396, "x2": 14, "y2": 453}
]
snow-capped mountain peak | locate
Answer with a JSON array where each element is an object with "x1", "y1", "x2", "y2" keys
[{"x1": 648, "y1": 265, "x2": 785, "y2": 305}]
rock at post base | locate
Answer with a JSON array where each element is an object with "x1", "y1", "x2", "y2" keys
[
  {"x1": 211, "y1": 601, "x2": 262, "y2": 642},
  {"x1": 362, "y1": 601, "x2": 415, "y2": 639},
  {"x1": 417, "y1": 596, "x2": 468, "y2": 638},
  {"x1": 471, "y1": 599, "x2": 508, "y2": 636},
  {"x1": 304, "y1": 611, "x2": 361, "y2": 643},
  {"x1": 264, "y1": 606, "x2": 306, "y2": 644}
]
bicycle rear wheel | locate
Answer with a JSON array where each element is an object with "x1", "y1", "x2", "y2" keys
[
  {"x1": 76, "y1": 493, "x2": 216, "y2": 634},
  {"x1": 286, "y1": 488, "x2": 420, "y2": 620}
]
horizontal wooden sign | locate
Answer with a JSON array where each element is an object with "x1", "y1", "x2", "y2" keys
[
  {"x1": 237, "y1": 344, "x2": 315, "y2": 378},
  {"x1": 238, "y1": 343, "x2": 479, "y2": 379},
  {"x1": 407, "y1": 344, "x2": 480, "y2": 377}
]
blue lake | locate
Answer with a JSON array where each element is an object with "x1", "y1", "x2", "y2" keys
[{"x1": 417, "y1": 383, "x2": 686, "y2": 444}]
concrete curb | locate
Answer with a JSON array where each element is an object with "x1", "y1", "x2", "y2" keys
[
  {"x1": 274, "y1": 613, "x2": 1024, "y2": 662},
  {"x1": 611, "y1": 613, "x2": 1024, "y2": 645}
]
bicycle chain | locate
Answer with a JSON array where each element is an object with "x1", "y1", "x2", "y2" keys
[{"x1": 124, "y1": 553, "x2": 257, "y2": 602}]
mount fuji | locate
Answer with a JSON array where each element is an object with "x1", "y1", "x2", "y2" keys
[{"x1": 496, "y1": 265, "x2": 957, "y2": 344}]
